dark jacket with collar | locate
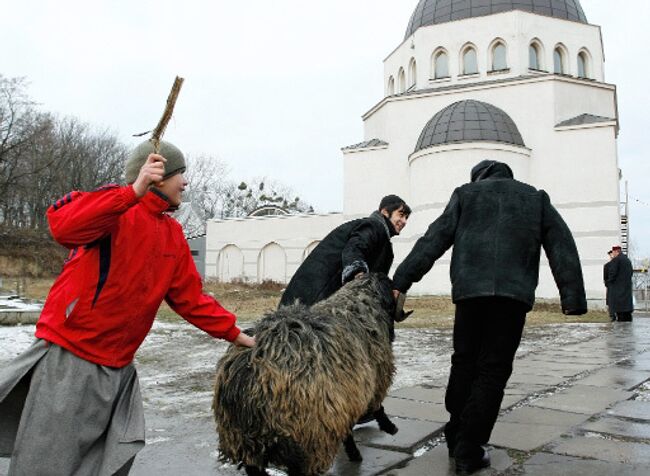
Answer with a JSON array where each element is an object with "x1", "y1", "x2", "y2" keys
[
  {"x1": 603, "y1": 260, "x2": 612, "y2": 305},
  {"x1": 279, "y1": 211, "x2": 395, "y2": 307},
  {"x1": 392, "y1": 161, "x2": 587, "y2": 313},
  {"x1": 606, "y1": 253, "x2": 634, "y2": 313}
]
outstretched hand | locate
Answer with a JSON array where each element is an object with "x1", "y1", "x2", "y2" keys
[
  {"x1": 133, "y1": 153, "x2": 167, "y2": 198},
  {"x1": 233, "y1": 332, "x2": 256, "y2": 347}
]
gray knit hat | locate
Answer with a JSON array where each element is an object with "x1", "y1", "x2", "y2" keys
[{"x1": 125, "y1": 139, "x2": 186, "y2": 184}]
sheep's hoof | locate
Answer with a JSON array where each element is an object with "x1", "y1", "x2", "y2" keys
[
  {"x1": 344, "y1": 435, "x2": 363, "y2": 462},
  {"x1": 244, "y1": 465, "x2": 269, "y2": 476},
  {"x1": 347, "y1": 450, "x2": 363, "y2": 462},
  {"x1": 380, "y1": 421, "x2": 399, "y2": 435}
]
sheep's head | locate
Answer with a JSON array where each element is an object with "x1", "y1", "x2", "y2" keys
[{"x1": 344, "y1": 272, "x2": 396, "y2": 317}]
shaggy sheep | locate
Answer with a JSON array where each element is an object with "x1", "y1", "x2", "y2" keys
[{"x1": 213, "y1": 273, "x2": 397, "y2": 476}]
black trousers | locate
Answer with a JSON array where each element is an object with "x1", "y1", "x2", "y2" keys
[
  {"x1": 444, "y1": 297, "x2": 527, "y2": 460},
  {"x1": 616, "y1": 311, "x2": 633, "y2": 322}
]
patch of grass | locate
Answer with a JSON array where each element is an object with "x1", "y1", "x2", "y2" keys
[
  {"x1": 396, "y1": 295, "x2": 609, "y2": 329},
  {"x1": 7, "y1": 277, "x2": 609, "y2": 328},
  {"x1": 0, "y1": 277, "x2": 54, "y2": 300}
]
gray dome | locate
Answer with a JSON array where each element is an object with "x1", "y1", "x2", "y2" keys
[
  {"x1": 405, "y1": 0, "x2": 587, "y2": 39},
  {"x1": 414, "y1": 100, "x2": 525, "y2": 152}
]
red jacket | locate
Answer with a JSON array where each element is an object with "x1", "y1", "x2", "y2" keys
[{"x1": 36, "y1": 185, "x2": 240, "y2": 368}]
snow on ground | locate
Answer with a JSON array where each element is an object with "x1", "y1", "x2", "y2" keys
[{"x1": 0, "y1": 296, "x2": 42, "y2": 312}]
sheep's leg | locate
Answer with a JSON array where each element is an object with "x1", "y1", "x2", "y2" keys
[
  {"x1": 374, "y1": 405, "x2": 398, "y2": 435},
  {"x1": 286, "y1": 465, "x2": 307, "y2": 476},
  {"x1": 343, "y1": 432, "x2": 363, "y2": 462},
  {"x1": 244, "y1": 465, "x2": 269, "y2": 476}
]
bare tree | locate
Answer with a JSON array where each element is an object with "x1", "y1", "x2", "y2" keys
[
  {"x1": 221, "y1": 177, "x2": 313, "y2": 218},
  {"x1": 0, "y1": 75, "x2": 53, "y2": 215}
]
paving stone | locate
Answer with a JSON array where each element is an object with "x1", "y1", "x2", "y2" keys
[
  {"x1": 531, "y1": 385, "x2": 632, "y2": 414},
  {"x1": 577, "y1": 367, "x2": 650, "y2": 390},
  {"x1": 618, "y1": 360, "x2": 650, "y2": 372},
  {"x1": 550, "y1": 435, "x2": 650, "y2": 464},
  {"x1": 383, "y1": 397, "x2": 448, "y2": 422},
  {"x1": 581, "y1": 416, "x2": 650, "y2": 440},
  {"x1": 607, "y1": 400, "x2": 650, "y2": 421},
  {"x1": 514, "y1": 362, "x2": 596, "y2": 377},
  {"x1": 522, "y1": 452, "x2": 650, "y2": 476},
  {"x1": 508, "y1": 372, "x2": 566, "y2": 386},
  {"x1": 526, "y1": 354, "x2": 611, "y2": 365},
  {"x1": 382, "y1": 445, "x2": 454, "y2": 476},
  {"x1": 490, "y1": 420, "x2": 570, "y2": 451},
  {"x1": 500, "y1": 393, "x2": 523, "y2": 409},
  {"x1": 500, "y1": 406, "x2": 589, "y2": 427},
  {"x1": 384, "y1": 445, "x2": 510, "y2": 476},
  {"x1": 389, "y1": 385, "x2": 445, "y2": 403},
  {"x1": 328, "y1": 445, "x2": 411, "y2": 476},
  {"x1": 504, "y1": 383, "x2": 550, "y2": 396},
  {"x1": 354, "y1": 417, "x2": 443, "y2": 453}
]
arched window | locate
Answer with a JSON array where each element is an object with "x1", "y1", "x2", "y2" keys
[
  {"x1": 258, "y1": 242, "x2": 287, "y2": 284},
  {"x1": 491, "y1": 42, "x2": 507, "y2": 71},
  {"x1": 529, "y1": 43, "x2": 540, "y2": 70},
  {"x1": 433, "y1": 49, "x2": 449, "y2": 79},
  {"x1": 462, "y1": 47, "x2": 478, "y2": 75},
  {"x1": 577, "y1": 51, "x2": 589, "y2": 78},
  {"x1": 554, "y1": 46, "x2": 566, "y2": 74},
  {"x1": 398, "y1": 67, "x2": 406, "y2": 93},
  {"x1": 387, "y1": 76, "x2": 395, "y2": 96},
  {"x1": 303, "y1": 241, "x2": 320, "y2": 261},
  {"x1": 218, "y1": 245, "x2": 244, "y2": 283},
  {"x1": 408, "y1": 58, "x2": 417, "y2": 89}
]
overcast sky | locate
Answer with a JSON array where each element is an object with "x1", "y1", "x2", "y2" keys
[{"x1": 2, "y1": 1, "x2": 648, "y2": 257}]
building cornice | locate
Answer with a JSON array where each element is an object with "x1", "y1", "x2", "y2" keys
[{"x1": 363, "y1": 74, "x2": 617, "y2": 121}]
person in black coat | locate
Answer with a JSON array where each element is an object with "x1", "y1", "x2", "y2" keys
[
  {"x1": 604, "y1": 250, "x2": 616, "y2": 321},
  {"x1": 606, "y1": 245, "x2": 634, "y2": 321},
  {"x1": 279, "y1": 195, "x2": 411, "y2": 307},
  {"x1": 392, "y1": 160, "x2": 587, "y2": 475}
]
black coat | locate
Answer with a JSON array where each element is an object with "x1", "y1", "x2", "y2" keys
[
  {"x1": 393, "y1": 162, "x2": 587, "y2": 313},
  {"x1": 606, "y1": 253, "x2": 634, "y2": 313},
  {"x1": 603, "y1": 260, "x2": 612, "y2": 305},
  {"x1": 280, "y1": 212, "x2": 395, "y2": 307}
]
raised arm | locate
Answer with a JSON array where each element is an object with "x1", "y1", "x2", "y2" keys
[
  {"x1": 47, "y1": 154, "x2": 167, "y2": 248},
  {"x1": 47, "y1": 186, "x2": 139, "y2": 248}
]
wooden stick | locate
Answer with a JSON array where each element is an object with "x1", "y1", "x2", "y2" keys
[{"x1": 151, "y1": 76, "x2": 185, "y2": 153}]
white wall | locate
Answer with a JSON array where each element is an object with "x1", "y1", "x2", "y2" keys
[{"x1": 206, "y1": 213, "x2": 345, "y2": 283}]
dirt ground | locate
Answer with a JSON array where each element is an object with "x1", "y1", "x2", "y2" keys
[{"x1": 0, "y1": 277, "x2": 609, "y2": 328}]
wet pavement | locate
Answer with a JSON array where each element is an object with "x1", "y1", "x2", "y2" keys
[{"x1": 1, "y1": 314, "x2": 649, "y2": 475}]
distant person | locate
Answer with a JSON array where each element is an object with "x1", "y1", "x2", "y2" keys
[
  {"x1": 606, "y1": 245, "x2": 634, "y2": 322},
  {"x1": 279, "y1": 194, "x2": 411, "y2": 307},
  {"x1": 392, "y1": 160, "x2": 587, "y2": 475},
  {"x1": 604, "y1": 250, "x2": 616, "y2": 321},
  {"x1": 0, "y1": 140, "x2": 254, "y2": 476}
]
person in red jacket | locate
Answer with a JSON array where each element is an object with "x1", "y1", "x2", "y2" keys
[{"x1": 0, "y1": 139, "x2": 254, "y2": 476}]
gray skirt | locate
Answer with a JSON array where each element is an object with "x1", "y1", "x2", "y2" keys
[{"x1": 0, "y1": 340, "x2": 145, "y2": 476}]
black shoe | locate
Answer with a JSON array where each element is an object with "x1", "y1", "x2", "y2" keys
[{"x1": 455, "y1": 449, "x2": 490, "y2": 475}]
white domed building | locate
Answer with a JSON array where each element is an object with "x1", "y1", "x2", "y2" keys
[{"x1": 205, "y1": 0, "x2": 623, "y2": 307}]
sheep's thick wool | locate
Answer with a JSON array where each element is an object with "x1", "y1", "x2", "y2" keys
[{"x1": 213, "y1": 274, "x2": 395, "y2": 476}]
